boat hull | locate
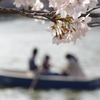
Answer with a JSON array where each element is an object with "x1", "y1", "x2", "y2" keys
[
  {"x1": 0, "y1": 70, "x2": 100, "y2": 89},
  {"x1": 0, "y1": 75, "x2": 100, "y2": 89}
]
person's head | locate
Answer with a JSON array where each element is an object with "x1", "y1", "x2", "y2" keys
[
  {"x1": 45, "y1": 55, "x2": 50, "y2": 60},
  {"x1": 44, "y1": 55, "x2": 50, "y2": 62},
  {"x1": 33, "y1": 48, "x2": 38, "y2": 56},
  {"x1": 65, "y1": 54, "x2": 78, "y2": 62}
]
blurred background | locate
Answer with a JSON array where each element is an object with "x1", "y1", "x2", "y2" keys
[{"x1": 0, "y1": 0, "x2": 100, "y2": 100}]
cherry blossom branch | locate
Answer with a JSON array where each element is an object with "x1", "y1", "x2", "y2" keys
[
  {"x1": 88, "y1": 22, "x2": 100, "y2": 27},
  {"x1": 80, "y1": 6, "x2": 100, "y2": 18},
  {"x1": 0, "y1": 6, "x2": 100, "y2": 24},
  {"x1": 0, "y1": 6, "x2": 54, "y2": 21},
  {"x1": 0, "y1": 6, "x2": 100, "y2": 21},
  {"x1": 0, "y1": 0, "x2": 99, "y2": 45},
  {"x1": 90, "y1": 13, "x2": 100, "y2": 17},
  {"x1": 87, "y1": 6, "x2": 100, "y2": 15}
]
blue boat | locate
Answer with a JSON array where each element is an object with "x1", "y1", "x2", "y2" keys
[{"x1": 0, "y1": 69, "x2": 100, "y2": 90}]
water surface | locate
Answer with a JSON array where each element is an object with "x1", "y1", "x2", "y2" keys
[{"x1": 0, "y1": 18, "x2": 100, "y2": 100}]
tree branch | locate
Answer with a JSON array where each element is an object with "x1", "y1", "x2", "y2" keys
[
  {"x1": 89, "y1": 13, "x2": 100, "y2": 17},
  {"x1": 86, "y1": 6, "x2": 100, "y2": 15},
  {"x1": 0, "y1": 6, "x2": 100, "y2": 23},
  {"x1": 0, "y1": 6, "x2": 54, "y2": 21},
  {"x1": 88, "y1": 22, "x2": 100, "y2": 27},
  {"x1": 79, "y1": 6, "x2": 100, "y2": 18}
]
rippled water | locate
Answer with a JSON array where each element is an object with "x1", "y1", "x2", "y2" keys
[
  {"x1": 0, "y1": 18, "x2": 100, "y2": 100},
  {"x1": 1, "y1": 87, "x2": 100, "y2": 100}
]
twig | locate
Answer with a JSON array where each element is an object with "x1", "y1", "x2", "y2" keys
[
  {"x1": 86, "y1": 6, "x2": 100, "y2": 15},
  {"x1": 88, "y1": 22, "x2": 100, "y2": 27},
  {"x1": 0, "y1": 6, "x2": 100, "y2": 22},
  {"x1": 89, "y1": 13, "x2": 100, "y2": 18},
  {"x1": 0, "y1": 6, "x2": 54, "y2": 22},
  {"x1": 79, "y1": 6, "x2": 100, "y2": 17}
]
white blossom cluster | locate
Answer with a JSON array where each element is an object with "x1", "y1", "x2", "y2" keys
[
  {"x1": 49, "y1": 0, "x2": 98, "y2": 18},
  {"x1": 47, "y1": 0, "x2": 98, "y2": 44},
  {"x1": 46, "y1": 15, "x2": 91, "y2": 44},
  {"x1": 13, "y1": 0, "x2": 98, "y2": 45},
  {"x1": 13, "y1": 0, "x2": 44, "y2": 10}
]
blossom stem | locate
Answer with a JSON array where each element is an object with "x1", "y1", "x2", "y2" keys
[{"x1": 0, "y1": 6, "x2": 54, "y2": 22}]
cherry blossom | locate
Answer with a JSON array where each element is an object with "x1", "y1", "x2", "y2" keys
[
  {"x1": 13, "y1": 0, "x2": 44, "y2": 10},
  {"x1": 13, "y1": 0, "x2": 98, "y2": 45},
  {"x1": 89, "y1": 0, "x2": 98, "y2": 8},
  {"x1": 47, "y1": 15, "x2": 91, "y2": 44},
  {"x1": 13, "y1": 0, "x2": 26, "y2": 7}
]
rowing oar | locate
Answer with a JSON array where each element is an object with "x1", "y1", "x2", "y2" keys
[{"x1": 29, "y1": 70, "x2": 41, "y2": 92}]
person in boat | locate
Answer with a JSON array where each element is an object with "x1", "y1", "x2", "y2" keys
[
  {"x1": 64, "y1": 54, "x2": 85, "y2": 77},
  {"x1": 40, "y1": 55, "x2": 51, "y2": 75},
  {"x1": 29, "y1": 48, "x2": 38, "y2": 72}
]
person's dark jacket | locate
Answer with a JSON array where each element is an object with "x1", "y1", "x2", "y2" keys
[{"x1": 29, "y1": 57, "x2": 37, "y2": 71}]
